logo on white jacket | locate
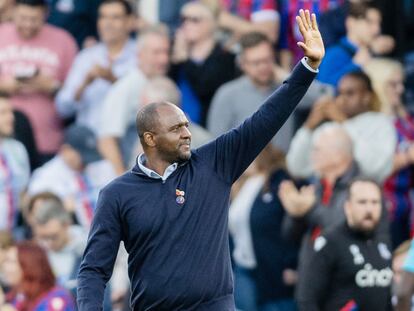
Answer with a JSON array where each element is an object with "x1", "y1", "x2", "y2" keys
[{"x1": 355, "y1": 264, "x2": 393, "y2": 287}]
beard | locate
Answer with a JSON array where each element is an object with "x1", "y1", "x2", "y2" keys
[{"x1": 158, "y1": 143, "x2": 191, "y2": 164}]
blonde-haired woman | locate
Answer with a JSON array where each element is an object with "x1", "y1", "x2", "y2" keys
[{"x1": 365, "y1": 58, "x2": 414, "y2": 248}]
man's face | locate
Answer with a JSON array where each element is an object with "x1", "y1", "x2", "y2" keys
[
  {"x1": 152, "y1": 105, "x2": 192, "y2": 163},
  {"x1": 385, "y1": 69, "x2": 405, "y2": 107},
  {"x1": 240, "y1": 42, "x2": 275, "y2": 87},
  {"x1": 351, "y1": 8, "x2": 381, "y2": 46},
  {"x1": 365, "y1": 8, "x2": 381, "y2": 43},
  {"x1": 13, "y1": 4, "x2": 45, "y2": 39},
  {"x1": 336, "y1": 76, "x2": 371, "y2": 118},
  {"x1": 61, "y1": 145, "x2": 83, "y2": 171},
  {"x1": 138, "y1": 35, "x2": 170, "y2": 78},
  {"x1": 180, "y1": 5, "x2": 214, "y2": 43},
  {"x1": 33, "y1": 219, "x2": 69, "y2": 252},
  {"x1": 1, "y1": 247, "x2": 22, "y2": 287},
  {"x1": 345, "y1": 181, "x2": 382, "y2": 233},
  {"x1": 311, "y1": 133, "x2": 339, "y2": 175},
  {"x1": 98, "y1": 2, "x2": 130, "y2": 45},
  {"x1": 0, "y1": 98, "x2": 14, "y2": 137}
]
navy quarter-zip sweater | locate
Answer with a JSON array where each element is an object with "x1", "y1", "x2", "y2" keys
[{"x1": 77, "y1": 61, "x2": 316, "y2": 311}]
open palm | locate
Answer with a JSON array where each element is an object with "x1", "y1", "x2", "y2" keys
[{"x1": 296, "y1": 9, "x2": 325, "y2": 66}]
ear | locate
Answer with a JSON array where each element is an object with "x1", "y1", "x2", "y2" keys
[{"x1": 143, "y1": 132, "x2": 156, "y2": 147}]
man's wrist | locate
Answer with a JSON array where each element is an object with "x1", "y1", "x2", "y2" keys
[
  {"x1": 306, "y1": 58, "x2": 321, "y2": 70},
  {"x1": 302, "y1": 57, "x2": 320, "y2": 72}
]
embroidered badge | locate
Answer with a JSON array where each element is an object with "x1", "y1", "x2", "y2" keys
[{"x1": 176, "y1": 189, "x2": 185, "y2": 205}]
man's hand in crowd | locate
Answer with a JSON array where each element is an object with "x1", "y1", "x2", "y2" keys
[
  {"x1": 20, "y1": 73, "x2": 60, "y2": 95},
  {"x1": 278, "y1": 180, "x2": 316, "y2": 217},
  {"x1": 296, "y1": 9, "x2": 325, "y2": 70}
]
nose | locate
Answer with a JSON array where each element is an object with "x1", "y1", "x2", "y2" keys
[{"x1": 181, "y1": 126, "x2": 191, "y2": 139}]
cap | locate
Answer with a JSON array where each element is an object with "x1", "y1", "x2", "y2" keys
[{"x1": 63, "y1": 125, "x2": 101, "y2": 165}]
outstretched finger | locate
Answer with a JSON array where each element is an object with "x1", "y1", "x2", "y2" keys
[
  {"x1": 296, "y1": 15, "x2": 307, "y2": 36},
  {"x1": 299, "y1": 9, "x2": 308, "y2": 31},
  {"x1": 305, "y1": 10, "x2": 312, "y2": 29},
  {"x1": 311, "y1": 13, "x2": 318, "y2": 30}
]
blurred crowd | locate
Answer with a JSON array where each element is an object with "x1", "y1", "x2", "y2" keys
[{"x1": 0, "y1": 0, "x2": 414, "y2": 310}]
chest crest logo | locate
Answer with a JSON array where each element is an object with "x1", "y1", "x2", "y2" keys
[
  {"x1": 349, "y1": 244, "x2": 365, "y2": 265},
  {"x1": 176, "y1": 189, "x2": 185, "y2": 205}
]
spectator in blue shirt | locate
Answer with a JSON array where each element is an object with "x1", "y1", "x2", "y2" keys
[{"x1": 317, "y1": 1, "x2": 381, "y2": 87}]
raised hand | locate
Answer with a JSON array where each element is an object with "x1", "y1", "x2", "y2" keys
[{"x1": 296, "y1": 9, "x2": 325, "y2": 69}]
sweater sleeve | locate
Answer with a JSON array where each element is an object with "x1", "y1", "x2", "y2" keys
[
  {"x1": 77, "y1": 187, "x2": 123, "y2": 310},
  {"x1": 197, "y1": 60, "x2": 316, "y2": 184}
]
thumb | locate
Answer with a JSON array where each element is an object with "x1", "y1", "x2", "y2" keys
[{"x1": 297, "y1": 41, "x2": 308, "y2": 52}]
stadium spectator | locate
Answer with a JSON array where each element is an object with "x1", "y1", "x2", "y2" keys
[
  {"x1": 298, "y1": 178, "x2": 393, "y2": 310},
  {"x1": 207, "y1": 32, "x2": 294, "y2": 152},
  {"x1": 280, "y1": 123, "x2": 361, "y2": 306},
  {"x1": 56, "y1": 0, "x2": 136, "y2": 134},
  {"x1": 1, "y1": 241, "x2": 76, "y2": 310},
  {"x1": 30, "y1": 196, "x2": 85, "y2": 296},
  {"x1": 230, "y1": 144, "x2": 298, "y2": 311},
  {"x1": 365, "y1": 58, "x2": 414, "y2": 248},
  {"x1": 170, "y1": 1, "x2": 237, "y2": 125},
  {"x1": 0, "y1": 0, "x2": 77, "y2": 162},
  {"x1": 287, "y1": 71, "x2": 396, "y2": 182},
  {"x1": 98, "y1": 25, "x2": 170, "y2": 175},
  {"x1": 317, "y1": 1, "x2": 385, "y2": 86},
  {"x1": 47, "y1": 0, "x2": 104, "y2": 47},
  {"x1": 12, "y1": 192, "x2": 61, "y2": 242},
  {"x1": 0, "y1": 96, "x2": 30, "y2": 232},
  {"x1": 27, "y1": 125, "x2": 115, "y2": 230}
]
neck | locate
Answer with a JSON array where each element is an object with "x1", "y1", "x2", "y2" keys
[
  {"x1": 143, "y1": 153, "x2": 173, "y2": 176},
  {"x1": 107, "y1": 37, "x2": 128, "y2": 60},
  {"x1": 322, "y1": 160, "x2": 352, "y2": 184},
  {"x1": 189, "y1": 37, "x2": 215, "y2": 61},
  {"x1": 347, "y1": 33, "x2": 365, "y2": 48}
]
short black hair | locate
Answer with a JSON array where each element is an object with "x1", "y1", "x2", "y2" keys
[
  {"x1": 15, "y1": 0, "x2": 47, "y2": 7},
  {"x1": 342, "y1": 70, "x2": 374, "y2": 92},
  {"x1": 136, "y1": 102, "x2": 172, "y2": 145},
  {"x1": 99, "y1": 0, "x2": 133, "y2": 15},
  {"x1": 346, "y1": 176, "x2": 381, "y2": 200},
  {"x1": 347, "y1": 1, "x2": 379, "y2": 19},
  {"x1": 239, "y1": 32, "x2": 272, "y2": 53}
]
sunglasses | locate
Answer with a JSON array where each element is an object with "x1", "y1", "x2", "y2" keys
[{"x1": 180, "y1": 15, "x2": 203, "y2": 24}]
